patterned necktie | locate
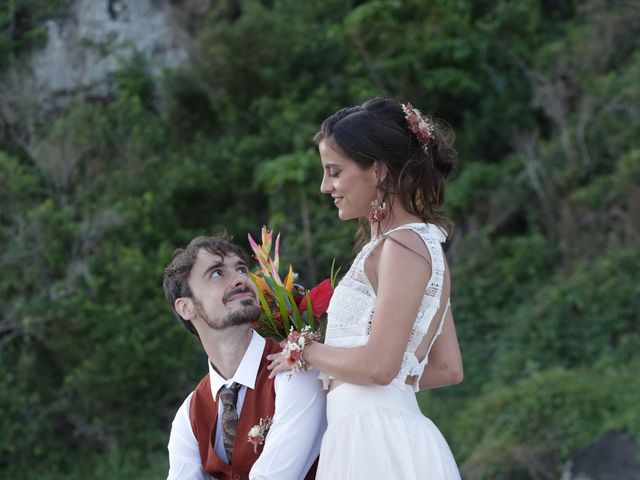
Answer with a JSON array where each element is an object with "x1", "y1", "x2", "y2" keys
[{"x1": 219, "y1": 382, "x2": 242, "y2": 462}]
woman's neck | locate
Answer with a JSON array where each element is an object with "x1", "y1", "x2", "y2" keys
[{"x1": 369, "y1": 206, "x2": 423, "y2": 240}]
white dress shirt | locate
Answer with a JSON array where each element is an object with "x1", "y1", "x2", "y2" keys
[{"x1": 167, "y1": 331, "x2": 326, "y2": 480}]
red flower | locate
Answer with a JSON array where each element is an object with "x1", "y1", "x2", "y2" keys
[
  {"x1": 287, "y1": 349, "x2": 301, "y2": 365},
  {"x1": 297, "y1": 279, "x2": 334, "y2": 317}
]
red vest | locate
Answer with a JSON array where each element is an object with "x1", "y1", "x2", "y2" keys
[{"x1": 189, "y1": 338, "x2": 317, "y2": 480}]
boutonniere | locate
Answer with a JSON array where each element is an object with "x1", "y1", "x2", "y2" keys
[{"x1": 247, "y1": 416, "x2": 273, "y2": 453}]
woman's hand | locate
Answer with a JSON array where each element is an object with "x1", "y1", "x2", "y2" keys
[{"x1": 267, "y1": 351, "x2": 294, "y2": 378}]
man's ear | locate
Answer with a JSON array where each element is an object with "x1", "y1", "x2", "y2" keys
[{"x1": 175, "y1": 297, "x2": 194, "y2": 320}]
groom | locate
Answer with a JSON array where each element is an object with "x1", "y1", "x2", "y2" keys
[{"x1": 163, "y1": 234, "x2": 325, "y2": 480}]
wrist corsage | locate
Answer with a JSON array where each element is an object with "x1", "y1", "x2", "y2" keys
[
  {"x1": 280, "y1": 326, "x2": 318, "y2": 374},
  {"x1": 247, "y1": 416, "x2": 273, "y2": 453}
]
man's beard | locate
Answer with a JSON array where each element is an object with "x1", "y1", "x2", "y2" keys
[{"x1": 194, "y1": 297, "x2": 261, "y2": 331}]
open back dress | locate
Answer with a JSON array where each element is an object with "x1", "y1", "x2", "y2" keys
[{"x1": 316, "y1": 223, "x2": 461, "y2": 480}]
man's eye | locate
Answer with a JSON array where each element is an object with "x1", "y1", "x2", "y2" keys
[
  {"x1": 210, "y1": 270, "x2": 222, "y2": 278},
  {"x1": 329, "y1": 170, "x2": 341, "y2": 178},
  {"x1": 238, "y1": 266, "x2": 249, "y2": 274}
]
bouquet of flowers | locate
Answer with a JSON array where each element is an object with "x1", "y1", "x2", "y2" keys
[{"x1": 247, "y1": 227, "x2": 338, "y2": 342}]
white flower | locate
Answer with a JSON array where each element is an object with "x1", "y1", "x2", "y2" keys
[{"x1": 248, "y1": 415, "x2": 273, "y2": 453}]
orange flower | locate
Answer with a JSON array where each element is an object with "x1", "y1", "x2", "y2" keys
[{"x1": 248, "y1": 227, "x2": 336, "y2": 341}]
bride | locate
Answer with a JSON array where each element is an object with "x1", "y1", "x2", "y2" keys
[{"x1": 269, "y1": 97, "x2": 463, "y2": 479}]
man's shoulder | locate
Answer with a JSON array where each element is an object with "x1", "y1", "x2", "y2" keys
[
  {"x1": 171, "y1": 372, "x2": 210, "y2": 424},
  {"x1": 189, "y1": 372, "x2": 214, "y2": 412},
  {"x1": 193, "y1": 371, "x2": 211, "y2": 390},
  {"x1": 171, "y1": 390, "x2": 196, "y2": 429}
]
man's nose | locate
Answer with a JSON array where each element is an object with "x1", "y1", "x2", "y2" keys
[{"x1": 231, "y1": 272, "x2": 247, "y2": 287}]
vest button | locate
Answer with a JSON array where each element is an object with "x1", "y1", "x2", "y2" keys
[{"x1": 234, "y1": 475, "x2": 240, "y2": 480}]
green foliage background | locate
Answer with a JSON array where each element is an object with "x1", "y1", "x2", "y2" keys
[{"x1": 1, "y1": 0, "x2": 639, "y2": 478}]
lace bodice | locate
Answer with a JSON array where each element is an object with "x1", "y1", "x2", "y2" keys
[{"x1": 322, "y1": 223, "x2": 450, "y2": 391}]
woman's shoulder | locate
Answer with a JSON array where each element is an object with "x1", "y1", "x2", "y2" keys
[
  {"x1": 374, "y1": 228, "x2": 431, "y2": 270},
  {"x1": 383, "y1": 226, "x2": 427, "y2": 249},
  {"x1": 362, "y1": 222, "x2": 445, "y2": 269},
  {"x1": 384, "y1": 222, "x2": 447, "y2": 244}
]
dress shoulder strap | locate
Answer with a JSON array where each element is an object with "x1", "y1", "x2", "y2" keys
[
  {"x1": 363, "y1": 223, "x2": 446, "y2": 263},
  {"x1": 381, "y1": 222, "x2": 447, "y2": 244},
  {"x1": 356, "y1": 223, "x2": 447, "y2": 295}
]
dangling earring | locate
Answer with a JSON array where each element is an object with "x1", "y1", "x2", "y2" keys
[{"x1": 368, "y1": 189, "x2": 387, "y2": 223}]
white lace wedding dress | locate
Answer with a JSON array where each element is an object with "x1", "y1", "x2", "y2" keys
[{"x1": 316, "y1": 223, "x2": 461, "y2": 479}]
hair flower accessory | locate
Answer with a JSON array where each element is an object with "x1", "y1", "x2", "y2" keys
[
  {"x1": 247, "y1": 416, "x2": 273, "y2": 453},
  {"x1": 401, "y1": 102, "x2": 435, "y2": 152}
]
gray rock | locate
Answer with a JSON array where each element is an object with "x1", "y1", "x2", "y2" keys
[
  {"x1": 29, "y1": 0, "x2": 190, "y2": 99},
  {"x1": 562, "y1": 431, "x2": 640, "y2": 480}
]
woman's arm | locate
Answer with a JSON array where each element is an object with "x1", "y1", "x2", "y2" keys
[
  {"x1": 269, "y1": 230, "x2": 431, "y2": 385},
  {"x1": 418, "y1": 307, "x2": 463, "y2": 390}
]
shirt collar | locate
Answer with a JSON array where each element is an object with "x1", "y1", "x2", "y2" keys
[{"x1": 208, "y1": 330, "x2": 265, "y2": 401}]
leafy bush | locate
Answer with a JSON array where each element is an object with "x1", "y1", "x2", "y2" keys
[
  {"x1": 449, "y1": 364, "x2": 640, "y2": 480},
  {"x1": 1, "y1": 0, "x2": 639, "y2": 477},
  {"x1": 491, "y1": 246, "x2": 640, "y2": 383}
]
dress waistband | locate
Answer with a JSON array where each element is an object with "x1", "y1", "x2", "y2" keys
[{"x1": 326, "y1": 383, "x2": 421, "y2": 425}]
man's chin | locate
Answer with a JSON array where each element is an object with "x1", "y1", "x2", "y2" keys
[
  {"x1": 218, "y1": 304, "x2": 261, "y2": 330},
  {"x1": 239, "y1": 297, "x2": 257, "y2": 307}
]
